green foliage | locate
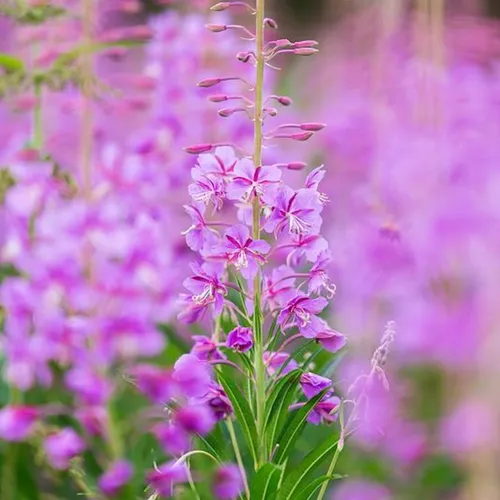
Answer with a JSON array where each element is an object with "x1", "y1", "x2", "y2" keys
[{"x1": 249, "y1": 463, "x2": 283, "y2": 499}]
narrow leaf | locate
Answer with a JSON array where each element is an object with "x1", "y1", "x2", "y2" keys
[
  {"x1": 217, "y1": 369, "x2": 259, "y2": 465},
  {"x1": 250, "y1": 463, "x2": 283, "y2": 500},
  {"x1": 273, "y1": 389, "x2": 329, "y2": 465},
  {"x1": 278, "y1": 432, "x2": 341, "y2": 500},
  {"x1": 294, "y1": 474, "x2": 343, "y2": 500},
  {"x1": 264, "y1": 369, "x2": 302, "y2": 451},
  {"x1": 197, "y1": 426, "x2": 228, "y2": 462}
]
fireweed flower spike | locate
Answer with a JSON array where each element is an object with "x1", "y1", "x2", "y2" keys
[{"x1": 148, "y1": 0, "x2": 354, "y2": 497}]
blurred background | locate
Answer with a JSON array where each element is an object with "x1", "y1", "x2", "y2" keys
[{"x1": 2, "y1": 0, "x2": 500, "y2": 499}]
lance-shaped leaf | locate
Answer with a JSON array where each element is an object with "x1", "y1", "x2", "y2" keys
[
  {"x1": 249, "y1": 463, "x2": 283, "y2": 499},
  {"x1": 217, "y1": 369, "x2": 259, "y2": 465},
  {"x1": 0, "y1": 53, "x2": 24, "y2": 73}
]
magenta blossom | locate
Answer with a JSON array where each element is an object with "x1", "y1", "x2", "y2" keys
[
  {"x1": 198, "y1": 146, "x2": 238, "y2": 182},
  {"x1": 179, "y1": 263, "x2": 227, "y2": 323},
  {"x1": 173, "y1": 354, "x2": 212, "y2": 398},
  {"x1": 226, "y1": 326, "x2": 254, "y2": 352},
  {"x1": 191, "y1": 335, "x2": 226, "y2": 361},
  {"x1": 201, "y1": 383, "x2": 233, "y2": 421},
  {"x1": 44, "y1": 428, "x2": 85, "y2": 470},
  {"x1": 188, "y1": 170, "x2": 225, "y2": 211},
  {"x1": 0, "y1": 405, "x2": 38, "y2": 442},
  {"x1": 213, "y1": 464, "x2": 244, "y2": 500},
  {"x1": 308, "y1": 396, "x2": 341, "y2": 425},
  {"x1": 147, "y1": 461, "x2": 187, "y2": 497},
  {"x1": 129, "y1": 364, "x2": 175, "y2": 404},
  {"x1": 300, "y1": 372, "x2": 332, "y2": 399},
  {"x1": 99, "y1": 460, "x2": 133, "y2": 497},
  {"x1": 212, "y1": 224, "x2": 270, "y2": 279},
  {"x1": 309, "y1": 318, "x2": 347, "y2": 353},
  {"x1": 226, "y1": 159, "x2": 281, "y2": 202},
  {"x1": 307, "y1": 251, "x2": 337, "y2": 297},
  {"x1": 182, "y1": 203, "x2": 219, "y2": 252},
  {"x1": 277, "y1": 293, "x2": 328, "y2": 331},
  {"x1": 263, "y1": 351, "x2": 298, "y2": 376},
  {"x1": 285, "y1": 234, "x2": 329, "y2": 266},
  {"x1": 153, "y1": 423, "x2": 190, "y2": 456},
  {"x1": 173, "y1": 404, "x2": 216, "y2": 436},
  {"x1": 263, "y1": 186, "x2": 323, "y2": 236}
]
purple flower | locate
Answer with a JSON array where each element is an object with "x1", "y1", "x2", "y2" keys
[
  {"x1": 308, "y1": 396, "x2": 341, "y2": 425},
  {"x1": 44, "y1": 428, "x2": 85, "y2": 470},
  {"x1": 307, "y1": 251, "x2": 337, "y2": 297},
  {"x1": 198, "y1": 146, "x2": 238, "y2": 182},
  {"x1": 147, "y1": 460, "x2": 187, "y2": 497},
  {"x1": 226, "y1": 326, "x2": 254, "y2": 352},
  {"x1": 213, "y1": 464, "x2": 244, "y2": 500},
  {"x1": 153, "y1": 423, "x2": 190, "y2": 456},
  {"x1": 173, "y1": 404, "x2": 216, "y2": 435},
  {"x1": 129, "y1": 364, "x2": 175, "y2": 404},
  {"x1": 191, "y1": 335, "x2": 226, "y2": 361},
  {"x1": 188, "y1": 169, "x2": 225, "y2": 211},
  {"x1": 173, "y1": 354, "x2": 212, "y2": 398},
  {"x1": 263, "y1": 186, "x2": 322, "y2": 236},
  {"x1": 263, "y1": 351, "x2": 298, "y2": 376},
  {"x1": 263, "y1": 265, "x2": 297, "y2": 309},
  {"x1": 182, "y1": 203, "x2": 219, "y2": 252},
  {"x1": 75, "y1": 407, "x2": 106, "y2": 437},
  {"x1": 0, "y1": 406, "x2": 38, "y2": 442},
  {"x1": 278, "y1": 294, "x2": 328, "y2": 331},
  {"x1": 99, "y1": 460, "x2": 133, "y2": 497},
  {"x1": 286, "y1": 234, "x2": 329, "y2": 266},
  {"x1": 304, "y1": 166, "x2": 329, "y2": 205},
  {"x1": 212, "y1": 224, "x2": 270, "y2": 279},
  {"x1": 301, "y1": 317, "x2": 347, "y2": 353},
  {"x1": 202, "y1": 383, "x2": 233, "y2": 421},
  {"x1": 300, "y1": 372, "x2": 332, "y2": 399},
  {"x1": 226, "y1": 159, "x2": 281, "y2": 202},
  {"x1": 179, "y1": 263, "x2": 228, "y2": 324}
]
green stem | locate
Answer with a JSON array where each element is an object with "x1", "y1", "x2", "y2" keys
[
  {"x1": 316, "y1": 445, "x2": 342, "y2": 500},
  {"x1": 252, "y1": 0, "x2": 267, "y2": 469},
  {"x1": 33, "y1": 82, "x2": 43, "y2": 150},
  {"x1": 226, "y1": 419, "x2": 250, "y2": 498}
]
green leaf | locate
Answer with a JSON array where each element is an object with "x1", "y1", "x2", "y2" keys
[
  {"x1": 293, "y1": 474, "x2": 343, "y2": 500},
  {"x1": 264, "y1": 369, "x2": 302, "y2": 452},
  {"x1": 217, "y1": 369, "x2": 258, "y2": 465},
  {"x1": 278, "y1": 432, "x2": 341, "y2": 500},
  {"x1": 197, "y1": 425, "x2": 229, "y2": 462},
  {"x1": 273, "y1": 389, "x2": 329, "y2": 465},
  {"x1": 250, "y1": 463, "x2": 283, "y2": 500},
  {"x1": 0, "y1": 53, "x2": 24, "y2": 73}
]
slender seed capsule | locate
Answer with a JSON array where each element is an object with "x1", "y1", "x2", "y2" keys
[
  {"x1": 300, "y1": 123, "x2": 326, "y2": 131},
  {"x1": 184, "y1": 144, "x2": 213, "y2": 154}
]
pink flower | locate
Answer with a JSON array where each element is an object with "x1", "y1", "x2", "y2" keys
[
  {"x1": 99, "y1": 460, "x2": 133, "y2": 497},
  {"x1": 0, "y1": 406, "x2": 38, "y2": 442},
  {"x1": 213, "y1": 464, "x2": 244, "y2": 499},
  {"x1": 44, "y1": 428, "x2": 85, "y2": 470},
  {"x1": 226, "y1": 326, "x2": 254, "y2": 352},
  {"x1": 227, "y1": 160, "x2": 281, "y2": 201}
]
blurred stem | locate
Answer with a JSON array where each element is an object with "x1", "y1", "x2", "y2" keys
[
  {"x1": 252, "y1": 0, "x2": 266, "y2": 469},
  {"x1": 33, "y1": 82, "x2": 43, "y2": 150},
  {"x1": 315, "y1": 445, "x2": 341, "y2": 500},
  {"x1": 227, "y1": 419, "x2": 250, "y2": 498}
]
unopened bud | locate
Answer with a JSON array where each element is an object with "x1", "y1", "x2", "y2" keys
[
  {"x1": 198, "y1": 78, "x2": 221, "y2": 88},
  {"x1": 294, "y1": 48, "x2": 319, "y2": 56},
  {"x1": 291, "y1": 132, "x2": 314, "y2": 141},
  {"x1": 300, "y1": 123, "x2": 326, "y2": 132},
  {"x1": 264, "y1": 18, "x2": 278, "y2": 29},
  {"x1": 237, "y1": 52, "x2": 251, "y2": 63},
  {"x1": 206, "y1": 24, "x2": 227, "y2": 33},
  {"x1": 218, "y1": 108, "x2": 237, "y2": 117},
  {"x1": 294, "y1": 40, "x2": 319, "y2": 48},
  {"x1": 208, "y1": 94, "x2": 228, "y2": 103},
  {"x1": 211, "y1": 2, "x2": 230, "y2": 11},
  {"x1": 274, "y1": 39, "x2": 292, "y2": 47},
  {"x1": 277, "y1": 96, "x2": 292, "y2": 106},
  {"x1": 184, "y1": 144, "x2": 213, "y2": 154},
  {"x1": 286, "y1": 161, "x2": 307, "y2": 170},
  {"x1": 264, "y1": 107, "x2": 278, "y2": 117}
]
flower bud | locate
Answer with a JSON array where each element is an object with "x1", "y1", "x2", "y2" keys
[
  {"x1": 294, "y1": 48, "x2": 319, "y2": 56},
  {"x1": 294, "y1": 40, "x2": 319, "y2": 48},
  {"x1": 227, "y1": 327, "x2": 254, "y2": 352},
  {"x1": 300, "y1": 123, "x2": 326, "y2": 132},
  {"x1": 218, "y1": 108, "x2": 237, "y2": 117},
  {"x1": 236, "y1": 52, "x2": 251, "y2": 63},
  {"x1": 264, "y1": 18, "x2": 278, "y2": 29},
  {"x1": 206, "y1": 24, "x2": 227, "y2": 33},
  {"x1": 277, "y1": 96, "x2": 292, "y2": 106},
  {"x1": 274, "y1": 38, "x2": 292, "y2": 47},
  {"x1": 209, "y1": 94, "x2": 229, "y2": 103},
  {"x1": 264, "y1": 107, "x2": 278, "y2": 117},
  {"x1": 198, "y1": 78, "x2": 222, "y2": 88},
  {"x1": 184, "y1": 144, "x2": 213, "y2": 154},
  {"x1": 211, "y1": 1, "x2": 231, "y2": 11},
  {"x1": 291, "y1": 131, "x2": 314, "y2": 141},
  {"x1": 286, "y1": 161, "x2": 307, "y2": 171}
]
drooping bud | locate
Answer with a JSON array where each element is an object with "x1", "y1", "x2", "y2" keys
[
  {"x1": 198, "y1": 78, "x2": 222, "y2": 88},
  {"x1": 184, "y1": 144, "x2": 213, "y2": 154},
  {"x1": 276, "y1": 96, "x2": 292, "y2": 106},
  {"x1": 218, "y1": 108, "x2": 242, "y2": 118},
  {"x1": 206, "y1": 24, "x2": 227, "y2": 33},
  {"x1": 300, "y1": 123, "x2": 326, "y2": 132},
  {"x1": 209, "y1": 94, "x2": 229, "y2": 103},
  {"x1": 294, "y1": 48, "x2": 319, "y2": 56},
  {"x1": 294, "y1": 40, "x2": 319, "y2": 48},
  {"x1": 286, "y1": 161, "x2": 307, "y2": 170},
  {"x1": 264, "y1": 107, "x2": 278, "y2": 117},
  {"x1": 291, "y1": 131, "x2": 314, "y2": 141},
  {"x1": 264, "y1": 18, "x2": 278, "y2": 29}
]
